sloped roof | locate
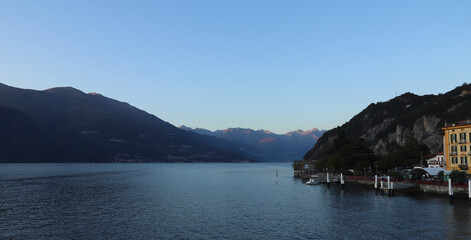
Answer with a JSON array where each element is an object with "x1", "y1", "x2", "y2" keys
[{"x1": 409, "y1": 167, "x2": 451, "y2": 176}]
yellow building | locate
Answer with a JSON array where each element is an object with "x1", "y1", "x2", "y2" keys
[{"x1": 442, "y1": 121, "x2": 471, "y2": 174}]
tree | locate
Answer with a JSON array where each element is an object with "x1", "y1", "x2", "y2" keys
[
  {"x1": 387, "y1": 169, "x2": 402, "y2": 179},
  {"x1": 314, "y1": 134, "x2": 376, "y2": 173},
  {"x1": 292, "y1": 160, "x2": 305, "y2": 170},
  {"x1": 376, "y1": 136, "x2": 429, "y2": 171},
  {"x1": 449, "y1": 170, "x2": 468, "y2": 183}
]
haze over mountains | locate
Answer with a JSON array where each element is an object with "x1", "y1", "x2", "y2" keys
[
  {"x1": 180, "y1": 126, "x2": 326, "y2": 162},
  {"x1": 0, "y1": 83, "x2": 253, "y2": 163}
]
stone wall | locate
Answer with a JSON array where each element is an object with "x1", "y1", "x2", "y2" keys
[
  {"x1": 418, "y1": 184, "x2": 468, "y2": 194},
  {"x1": 346, "y1": 177, "x2": 470, "y2": 196},
  {"x1": 346, "y1": 178, "x2": 375, "y2": 186}
]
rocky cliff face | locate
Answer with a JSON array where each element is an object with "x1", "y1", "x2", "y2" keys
[
  {"x1": 304, "y1": 84, "x2": 471, "y2": 161},
  {"x1": 368, "y1": 116, "x2": 442, "y2": 156}
]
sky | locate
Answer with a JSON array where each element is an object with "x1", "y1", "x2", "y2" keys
[{"x1": 1, "y1": 1, "x2": 471, "y2": 134}]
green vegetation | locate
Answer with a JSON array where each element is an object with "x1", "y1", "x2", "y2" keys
[
  {"x1": 375, "y1": 137, "x2": 429, "y2": 172},
  {"x1": 292, "y1": 160, "x2": 306, "y2": 170},
  {"x1": 449, "y1": 170, "x2": 468, "y2": 183},
  {"x1": 387, "y1": 169, "x2": 402, "y2": 179},
  {"x1": 314, "y1": 131, "x2": 376, "y2": 175},
  {"x1": 310, "y1": 131, "x2": 430, "y2": 175}
]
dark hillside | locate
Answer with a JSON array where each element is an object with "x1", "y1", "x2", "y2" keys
[
  {"x1": 304, "y1": 83, "x2": 471, "y2": 161},
  {"x1": 0, "y1": 83, "x2": 251, "y2": 163}
]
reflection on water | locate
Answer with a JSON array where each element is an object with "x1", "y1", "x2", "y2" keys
[
  {"x1": 1, "y1": 163, "x2": 470, "y2": 239},
  {"x1": 449, "y1": 202, "x2": 471, "y2": 239}
]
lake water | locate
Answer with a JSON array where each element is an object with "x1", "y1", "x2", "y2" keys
[{"x1": 1, "y1": 163, "x2": 470, "y2": 239}]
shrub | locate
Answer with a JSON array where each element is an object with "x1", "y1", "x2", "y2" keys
[
  {"x1": 387, "y1": 169, "x2": 402, "y2": 179},
  {"x1": 449, "y1": 170, "x2": 468, "y2": 183}
]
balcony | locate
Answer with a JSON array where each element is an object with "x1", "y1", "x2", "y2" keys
[
  {"x1": 450, "y1": 151, "x2": 458, "y2": 156},
  {"x1": 460, "y1": 139, "x2": 467, "y2": 144},
  {"x1": 459, "y1": 165, "x2": 468, "y2": 170}
]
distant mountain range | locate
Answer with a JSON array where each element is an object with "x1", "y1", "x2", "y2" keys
[
  {"x1": 0, "y1": 83, "x2": 253, "y2": 163},
  {"x1": 180, "y1": 126, "x2": 326, "y2": 162},
  {"x1": 304, "y1": 83, "x2": 471, "y2": 161}
]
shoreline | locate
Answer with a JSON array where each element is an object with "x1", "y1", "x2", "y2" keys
[
  {"x1": 346, "y1": 177, "x2": 471, "y2": 199},
  {"x1": 296, "y1": 173, "x2": 471, "y2": 199}
]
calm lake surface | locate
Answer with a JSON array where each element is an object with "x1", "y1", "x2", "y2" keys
[{"x1": 1, "y1": 163, "x2": 471, "y2": 239}]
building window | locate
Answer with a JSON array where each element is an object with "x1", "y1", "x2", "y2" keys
[
  {"x1": 452, "y1": 157, "x2": 458, "y2": 164},
  {"x1": 451, "y1": 145, "x2": 458, "y2": 155},
  {"x1": 461, "y1": 157, "x2": 468, "y2": 165},
  {"x1": 461, "y1": 145, "x2": 467, "y2": 152},
  {"x1": 451, "y1": 134, "x2": 457, "y2": 143},
  {"x1": 460, "y1": 133, "x2": 467, "y2": 143}
]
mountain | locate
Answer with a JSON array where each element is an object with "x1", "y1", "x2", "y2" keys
[
  {"x1": 0, "y1": 83, "x2": 252, "y2": 163},
  {"x1": 304, "y1": 83, "x2": 471, "y2": 161},
  {"x1": 180, "y1": 126, "x2": 326, "y2": 162}
]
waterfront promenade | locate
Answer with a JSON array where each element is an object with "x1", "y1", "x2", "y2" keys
[
  {"x1": 296, "y1": 172, "x2": 471, "y2": 197},
  {"x1": 346, "y1": 176, "x2": 471, "y2": 196}
]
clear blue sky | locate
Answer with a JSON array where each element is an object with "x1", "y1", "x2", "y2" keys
[{"x1": 1, "y1": 1, "x2": 470, "y2": 134}]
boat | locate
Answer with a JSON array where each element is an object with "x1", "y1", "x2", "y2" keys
[{"x1": 306, "y1": 178, "x2": 321, "y2": 185}]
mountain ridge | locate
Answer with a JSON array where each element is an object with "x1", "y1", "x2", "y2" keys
[
  {"x1": 181, "y1": 126, "x2": 326, "y2": 162},
  {"x1": 304, "y1": 83, "x2": 471, "y2": 162},
  {"x1": 0, "y1": 83, "x2": 252, "y2": 163}
]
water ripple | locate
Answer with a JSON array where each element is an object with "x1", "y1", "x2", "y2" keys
[{"x1": 1, "y1": 163, "x2": 470, "y2": 239}]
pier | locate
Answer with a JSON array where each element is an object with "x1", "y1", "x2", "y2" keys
[
  {"x1": 298, "y1": 173, "x2": 471, "y2": 200},
  {"x1": 298, "y1": 172, "x2": 341, "y2": 183}
]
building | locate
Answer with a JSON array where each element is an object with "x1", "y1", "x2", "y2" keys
[
  {"x1": 408, "y1": 167, "x2": 450, "y2": 180},
  {"x1": 426, "y1": 152, "x2": 445, "y2": 168},
  {"x1": 442, "y1": 121, "x2": 471, "y2": 174}
]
